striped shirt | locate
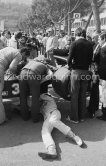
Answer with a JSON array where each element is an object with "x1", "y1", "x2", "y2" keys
[{"x1": 0, "y1": 47, "x2": 22, "y2": 71}]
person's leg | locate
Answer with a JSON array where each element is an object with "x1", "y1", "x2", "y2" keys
[
  {"x1": 49, "y1": 110, "x2": 83, "y2": 146},
  {"x1": 97, "y1": 80, "x2": 106, "y2": 121},
  {"x1": 28, "y1": 77, "x2": 41, "y2": 122},
  {"x1": 88, "y1": 76, "x2": 99, "y2": 118},
  {"x1": 78, "y1": 79, "x2": 88, "y2": 121},
  {"x1": 49, "y1": 51, "x2": 56, "y2": 67},
  {"x1": 70, "y1": 70, "x2": 80, "y2": 122},
  {"x1": 0, "y1": 75, "x2": 6, "y2": 124},
  {"x1": 38, "y1": 118, "x2": 57, "y2": 159},
  {"x1": 19, "y1": 71, "x2": 30, "y2": 120}
]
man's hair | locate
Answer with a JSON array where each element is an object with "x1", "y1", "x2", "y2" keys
[
  {"x1": 99, "y1": 32, "x2": 106, "y2": 41},
  {"x1": 60, "y1": 30, "x2": 65, "y2": 35},
  {"x1": 20, "y1": 35, "x2": 27, "y2": 43},
  {"x1": 15, "y1": 31, "x2": 22, "y2": 40},
  {"x1": 75, "y1": 27, "x2": 86, "y2": 38},
  {"x1": 1, "y1": 30, "x2": 7, "y2": 36},
  {"x1": 6, "y1": 31, "x2": 11, "y2": 36},
  {"x1": 20, "y1": 47, "x2": 30, "y2": 57},
  {"x1": 26, "y1": 37, "x2": 39, "y2": 50}
]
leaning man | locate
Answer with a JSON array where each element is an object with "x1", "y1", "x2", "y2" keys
[
  {"x1": 19, "y1": 56, "x2": 52, "y2": 123},
  {"x1": 0, "y1": 47, "x2": 30, "y2": 124}
]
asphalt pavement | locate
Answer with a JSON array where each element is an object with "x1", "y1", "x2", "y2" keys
[{"x1": 0, "y1": 89, "x2": 106, "y2": 166}]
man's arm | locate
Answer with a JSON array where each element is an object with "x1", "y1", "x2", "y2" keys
[
  {"x1": 93, "y1": 45, "x2": 101, "y2": 65},
  {"x1": 9, "y1": 53, "x2": 22, "y2": 74},
  {"x1": 67, "y1": 42, "x2": 76, "y2": 67}
]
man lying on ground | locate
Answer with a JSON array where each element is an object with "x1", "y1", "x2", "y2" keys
[{"x1": 38, "y1": 93, "x2": 84, "y2": 160}]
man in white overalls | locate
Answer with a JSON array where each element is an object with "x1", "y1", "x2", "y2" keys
[{"x1": 38, "y1": 93, "x2": 83, "y2": 160}]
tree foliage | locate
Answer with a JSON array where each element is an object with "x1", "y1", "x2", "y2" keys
[
  {"x1": 0, "y1": 1, "x2": 30, "y2": 31},
  {"x1": 29, "y1": 0, "x2": 91, "y2": 30},
  {"x1": 19, "y1": 0, "x2": 105, "y2": 32}
]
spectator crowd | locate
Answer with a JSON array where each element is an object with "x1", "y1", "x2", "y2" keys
[{"x1": 0, "y1": 27, "x2": 106, "y2": 160}]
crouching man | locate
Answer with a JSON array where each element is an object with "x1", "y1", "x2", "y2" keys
[
  {"x1": 38, "y1": 93, "x2": 84, "y2": 160},
  {"x1": 19, "y1": 56, "x2": 52, "y2": 123}
]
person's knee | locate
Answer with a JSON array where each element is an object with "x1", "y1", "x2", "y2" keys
[{"x1": 49, "y1": 119, "x2": 58, "y2": 126}]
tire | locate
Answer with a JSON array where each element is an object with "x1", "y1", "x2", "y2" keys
[{"x1": 52, "y1": 66, "x2": 71, "y2": 100}]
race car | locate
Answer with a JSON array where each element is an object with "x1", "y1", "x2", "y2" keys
[
  {"x1": 3, "y1": 68, "x2": 53, "y2": 117},
  {"x1": 2, "y1": 70, "x2": 52, "y2": 99}
]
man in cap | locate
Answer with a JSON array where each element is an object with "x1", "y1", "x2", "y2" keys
[{"x1": 9, "y1": 31, "x2": 22, "y2": 49}]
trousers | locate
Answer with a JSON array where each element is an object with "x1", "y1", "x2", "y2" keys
[
  {"x1": 88, "y1": 75, "x2": 99, "y2": 115},
  {"x1": 70, "y1": 69, "x2": 89, "y2": 121},
  {"x1": 42, "y1": 110, "x2": 70, "y2": 149},
  {"x1": 19, "y1": 69, "x2": 40, "y2": 121},
  {"x1": 101, "y1": 80, "x2": 106, "y2": 108}
]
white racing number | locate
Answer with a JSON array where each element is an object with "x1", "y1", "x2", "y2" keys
[{"x1": 12, "y1": 83, "x2": 20, "y2": 95}]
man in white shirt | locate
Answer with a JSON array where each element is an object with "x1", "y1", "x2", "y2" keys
[
  {"x1": 1, "y1": 31, "x2": 7, "y2": 47},
  {"x1": 58, "y1": 31, "x2": 68, "y2": 49},
  {"x1": 42, "y1": 33, "x2": 48, "y2": 55},
  {"x1": 5, "y1": 31, "x2": 11, "y2": 47},
  {"x1": 9, "y1": 31, "x2": 22, "y2": 49},
  {"x1": 53, "y1": 31, "x2": 69, "y2": 57},
  {"x1": 36, "y1": 33, "x2": 43, "y2": 43},
  {"x1": 46, "y1": 29, "x2": 58, "y2": 66}
]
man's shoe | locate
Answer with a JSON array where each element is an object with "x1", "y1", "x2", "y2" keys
[
  {"x1": 67, "y1": 130, "x2": 83, "y2": 147},
  {"x1": 66, "y1": 116, "x2": 79, "y2": 123},
  {"x1": 0, "y1": 119, "x2": 8, "y2": 126},
  {"x1": 96, "y1": 115, "x2": 106, "y2": 121},
  {"x1": 70, "y1": 119, "x2": 79, "y2": 124},
  {"x1": 38, "y1": 152, "x2": 58, "y2": 160},
  {"x1": 80, "y1": 119, "x2": 85, "y2": 122},
  {"x1": 89, "y1": 113, "x2": 95, "y2": 119},
  {"x1": 72, "y1": 135, "x2": 83, "y2": 147}
]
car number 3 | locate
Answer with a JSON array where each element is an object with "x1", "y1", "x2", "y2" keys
[{"x1": 12, "y1": 83, "x2": 20, "y2": 95}]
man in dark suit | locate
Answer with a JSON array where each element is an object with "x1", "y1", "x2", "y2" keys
[
  {"x1": 67, "y1": 27, "x2": 93, "y2": 123},
  {"x1": 95, "y1": 32, "x2": 106, "y2": 121}
]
